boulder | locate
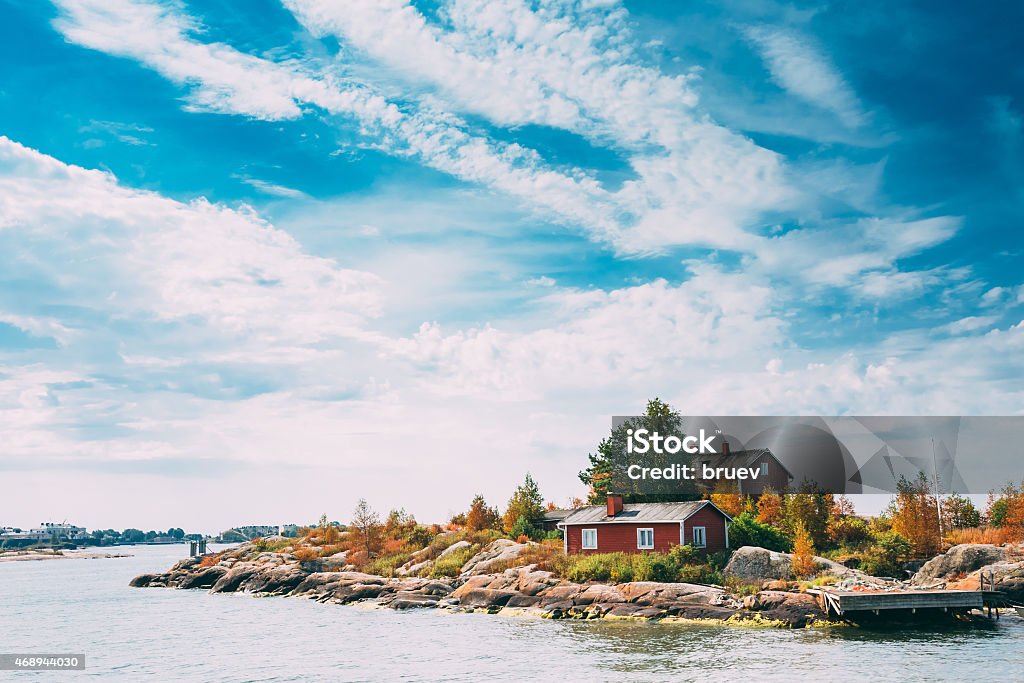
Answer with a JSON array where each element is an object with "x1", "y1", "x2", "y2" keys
[
  {"x1": 618, "y1": 582, "x2": 722, "y2": 606},
  {"x1": 387, "y1": 593, "x2": 439, "y2": 610},
  {"x1": 320, "y1": 551, "x2": 350, "y2": 570},
  {"x1": 437, "y1": 540, "x2": 472, "y2": 559},
  {"x1": 211, "y1": 564, "x2": 260, "y2": 593},
  {"x1": 459, "y1": 540, "x2": 532, "y2": 576},
  {"x1": 912, "y1": 544, "x2": 1010, "y2": 584},
  {"x1": 743, "y1": 591, "x2": 790, "y2": 611},
  {"x1": 947, "y1": 559, "x2": 1024, "y2": 602},
  {"x1": 454, "y1": 588, "x2": 517, "y2": 608},
  {"x1": 724, "y1": 546, "x2": 863, "y2": 581},
  {"x1": 129, "y1": 573, "x2": 159, "y2": 588},
  {"x1": 179, "y1": 565, "x2": 227, "y2": 590},
  {"x1": 505, "y1": 594, "x2": 542, "y2": 608},
  {"x1": 759, "y1": 593, "x2": 827, "y2": 628},
  {"x1": 576, "y1": 584, "x2": 626, "y2": 605},
  {"x1": 240, "y1": 564, "x2": 308, "y2": 594}
]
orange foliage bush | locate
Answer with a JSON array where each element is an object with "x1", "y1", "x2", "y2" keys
[
  {"x1": 292, "y1": 547, "x2": 318, "y2": 562},
  {"x1": 383, "y1": 538, "x2": 407, "y2": 554},
  {"x1": 944, "y1": 527, "x2": 1015, "y2": 546},
  {"x1": 198, "y1": 554, "x2": 221, "y2": 568},
  {"x1": 791, "y1": 522, "x2": 816, "y2": 579}
]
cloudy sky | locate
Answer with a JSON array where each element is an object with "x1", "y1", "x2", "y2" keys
[{"x1": 1, "y1": 0, "x2": 1022, "y2": 533}]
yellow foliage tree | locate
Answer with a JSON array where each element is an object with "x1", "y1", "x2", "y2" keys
[
  {"x1": 890, "y1": 474, "x2": 940, "y2": 557},
  {"x1": 710, "y1": 479, "x2": 747, "y2": 518},
  {"x1": 791, "y1": 521, "x2": 816, "y2": 579},
  {"x1": 755, "y1": 487, "x2": 784, "y2": 527}
]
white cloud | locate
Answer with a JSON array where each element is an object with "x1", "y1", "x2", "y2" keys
[
  {"x1": 283, "y1": 0, "x2": 795, "y2": 251},
  {"x1": 744, "y1": 25, "x2": 868, "y2": 129},
  {"x1": 0, "y1": 135, "x2": 382, "y2": 346},
  {"x1": 752, "y1": 215, "x2": 964, "y2": 296},
  {"x1": 2, "y1": 138, "x2": 1022, "y2": 529}
]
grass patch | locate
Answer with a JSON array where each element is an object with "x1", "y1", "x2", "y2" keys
[
  {"x1": 365, "y1": 551, "x2": 413, "y2": 578},
  {"x1": 427, "y1": 545, "x2": 479, "y2": 578}
]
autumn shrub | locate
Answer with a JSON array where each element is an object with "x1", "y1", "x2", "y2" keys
[
  {"x1": 382, "y1": 538, "x2": 408, "y2": 555},
  {"x1": 292, "y1": 547, "x2": 318, "y2": 563},
  {"x1": 198, "y1": 554, "x2": 221, "y2": 568},
  {"x1": 347, "y1": 548, "x2": 368, "y2": 567},
  {"x1": 791, "y1": 522, "x2": 816, "y2": 579}
]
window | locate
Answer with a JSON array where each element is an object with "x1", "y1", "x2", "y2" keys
[
  {"x1": 761, "y1": 462, "x2": 769, "y2": 476},
  {"x1": 637, "y1": 528, "x2": 654, "y2": 549},
  {"x1": 581, "y1": 528, "x2": 598, "y2": 550},
  {"x1": 692, "y1": 526, "x2": 707, "y2": 548}
]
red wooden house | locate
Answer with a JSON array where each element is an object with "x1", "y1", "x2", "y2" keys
[{"x1": 557, "y1": 494, "x2": 732, "y2": 555}]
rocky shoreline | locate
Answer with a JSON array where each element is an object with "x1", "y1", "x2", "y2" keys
[
  {"x1": 128, "y1": 540, "x2": 836, "y2": 628},
  {"x1": 129, "y1": 540, "x2": 1024, "y2": 629}
]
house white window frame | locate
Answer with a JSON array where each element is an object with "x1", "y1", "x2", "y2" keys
[
  {"x1": 760, "y1": 461, "x2": 769, "y2": 476},
  {"x1": 692, "y1": 526, "x2": 707, "y2": 548},
  {"x1": 637, "y1": 527, "x2": 655, "y2": 550},
  {"x1": 581, "y1": 528, "x2": 598, "y2": 550}
]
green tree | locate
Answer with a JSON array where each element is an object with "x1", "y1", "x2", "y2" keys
[
  {"x1": 508, "y1": 515, "x2": 539, "y2": 540},
  {"x1": 578, "y1": 397, "x2": 696, "y2": 504},
  {"x1": 727, "y1": 511, "x2": 792, "y2": 552},
  {"x1": 503, "y1": 473, "x2": 545, "y2": 534},
  {"x1": 784, "y1": 482, "x2": 834, "y2": 550},
  {"x1": 941, "y1": 493, "x2": 981, "y2": 530}
]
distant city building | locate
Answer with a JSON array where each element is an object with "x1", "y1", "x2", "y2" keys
[
  {"x1": 0, "y1": 522, "x2": 87, "y2": 543},
  {"x1": 31, "y1": 522, "x2": 88, "y2": 540},
  {"x1": 230, "y1": 525, "x2": 280, "y2": 540}
]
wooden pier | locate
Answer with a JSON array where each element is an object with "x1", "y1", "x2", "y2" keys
[{"x1": 807, "y1": 588, "x2": 1007, "y2": 620}]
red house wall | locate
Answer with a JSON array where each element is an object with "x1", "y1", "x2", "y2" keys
[
  {"x1": 739, "y1": 452, "x2": 791, "y2": 495},
  {"x1": 564, "y1": 506, "x2": 730, "y2": 555},
  {"x1": 565, "y1": 522, "x2": 680, "y2": 554},
  {"x1": 680, "y1": 506, "x2": 728, "y2": 553}
]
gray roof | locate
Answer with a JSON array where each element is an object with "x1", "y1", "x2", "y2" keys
[
  {"x1": 704, "y1": 448, "x2": 795, "y2": 479},
  {"x1": 542, "y1": 509, "x2": 573, "y2": 521},
  {"x1": 559, "y1": 500, "x2": 727, "y2": 526}
]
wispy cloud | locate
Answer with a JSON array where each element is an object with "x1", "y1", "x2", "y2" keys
[
  {"x1": 744, "y1": 25, "x2": 868, "y2": 129},
  {"x1": 233, "y1": 175, "x2": 309, "y2": 199}
]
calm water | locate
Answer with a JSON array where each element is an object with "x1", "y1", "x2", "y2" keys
[{"x1": 1, "y1": 544, "x2": 1022, "y2": 682}]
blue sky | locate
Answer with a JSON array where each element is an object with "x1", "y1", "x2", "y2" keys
[{"x1": 0, "y1": 0, "x2": 1021, "y2": 531}]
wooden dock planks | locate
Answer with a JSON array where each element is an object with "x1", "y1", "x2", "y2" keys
[{"x1": 808, "y1": 589, "x2": 984, "y2": 616}]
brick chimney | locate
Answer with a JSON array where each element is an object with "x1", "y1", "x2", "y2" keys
[
  {"x1": 722, "y1": 440, "x2": 730, "y2": 456},
  {"x1": 606, "y1": 493, "x2": 623, "y2": 517}
]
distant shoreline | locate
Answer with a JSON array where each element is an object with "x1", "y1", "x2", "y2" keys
[{"x1": 0, "y1": 549, "x2": 132, "y2": 563}]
